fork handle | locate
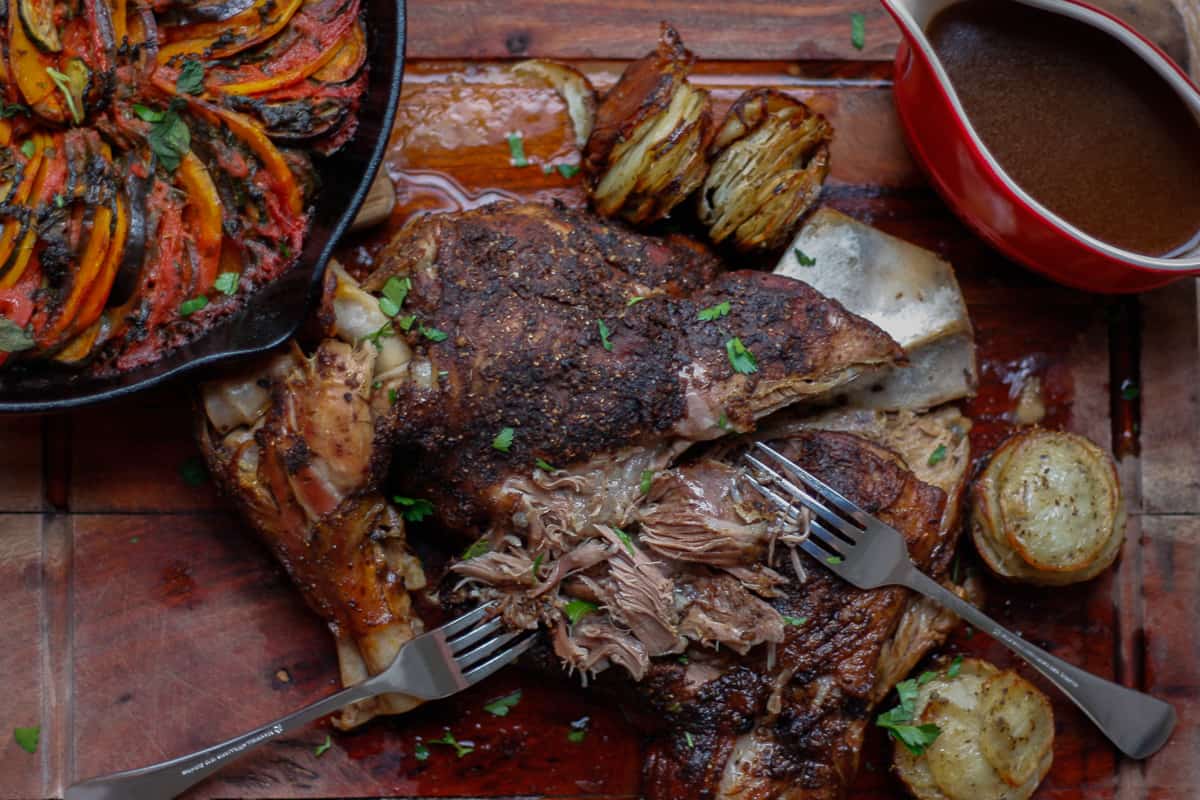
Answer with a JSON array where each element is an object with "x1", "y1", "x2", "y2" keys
[
  {"x1": 901, "y1": 569, "x2": 1175, "y2": 759},
  {"x1": 63, "y1": 678, "x2": 383, "y2": 800}
]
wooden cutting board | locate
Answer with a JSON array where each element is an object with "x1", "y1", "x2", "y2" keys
[{"x1": 2, "y1": 2, "x2": 1200, "y2": 798}]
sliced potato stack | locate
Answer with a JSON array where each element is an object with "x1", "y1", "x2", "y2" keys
[
  {"x1": 698, "y1": 89, "x2": 832, "y2": 252},
  {"x1": 583, "y1": 23, "x2": 714, "y2": 225},
  {"x1": 894, "y1": 658, "x2": 1054, "y2": 800},
  {"x1": 972, "y1": 428, "x2": 1125, "y2": 585}
]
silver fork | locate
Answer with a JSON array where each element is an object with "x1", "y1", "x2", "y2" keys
[
  {"x1": 745, "y1": 442, "x2": 1176, "y2": 760},
  {"x1": 64, "y1": 603, "x2": 535, "y2": 800}
]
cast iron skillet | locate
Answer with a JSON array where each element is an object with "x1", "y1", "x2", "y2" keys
[{"x1": 0, "y1": 0, "x2": 407, "y2": 413}]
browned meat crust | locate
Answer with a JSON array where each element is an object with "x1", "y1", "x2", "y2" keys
[{"x1": 638, "y1": 430, "x2": 948, "y2": 800}]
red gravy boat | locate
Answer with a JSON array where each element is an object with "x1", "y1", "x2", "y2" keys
[{"x1": 881, "y1": 0, "x2": 1200, "y2": 293}]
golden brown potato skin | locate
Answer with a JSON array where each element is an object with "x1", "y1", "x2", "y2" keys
[
  {"x1": 583, "y1": 23, "x2": 714, "y2": 225},
  {"x1": 893, "y1": 658, "x2": 1054, "y2": 800},
  {"x1": 698, "y1": 88, "x2": 833, "y2": 252},
  {"x1": 971, "y1": 428, "x2": 1125, "y2": 585}
]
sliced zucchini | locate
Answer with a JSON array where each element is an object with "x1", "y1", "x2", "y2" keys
[{"x1": 18, "y1": 0, "x2": 61, "y2": 53}]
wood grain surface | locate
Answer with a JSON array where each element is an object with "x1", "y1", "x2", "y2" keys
[{"x1": 1, "y1": 2, "x2": 1199, "y2": 799}]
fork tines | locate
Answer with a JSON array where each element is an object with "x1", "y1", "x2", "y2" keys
[{"x1": 442, "y1": 602, "x2": 538, "y2": 686}]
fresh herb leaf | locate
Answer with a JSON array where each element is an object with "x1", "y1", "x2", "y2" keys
[
  {"x1": 506, "y1": 132, "x2": 528, "y2": 167},
  {"x1": 556, "y1": 163, "x2": 580, "y2": 178},
  {"x1": 429, "y1": 729, "x2": 474, "y2": 757},
  {"x1": 176, "y1": 59, "x2": 205, "y2": 95},
  {"x1": 1120, "y1": 379, "x2": 1139, "y2": 400},
  {"x1": 364, "y1": 320, "x2": 394, "y2": 349},
  {"x1": 0, "y1": 101, "x2": 29, "y2": 119},
  {"x1": 421, "y1": 324, "x2": 448, "y2": 342},
  {"x1": 461, "y1": 538, "x2": 490, "y2": 560},
  {"x1": 379, "y1": 276, "x2": 410, "y2": 317},
  {"x1": 214, "y1": 271, "x2": 239, "y2": 296},
  {"x1": 414, "y1": 740, "x2": 430, "y2": 761},
  {"x1": 684, "y1": 731, "x2": 696, "y2": 748},
  {"x1": 717, "y1": 412, "x2": 731, "y2": 431},
  {"x1": 483, "y1": 690, "x2": 522, "y2": 717},
  {"x1": 698, "y1": 301, "x2": 731, "y2": 322},
  {"x1": 725, "y1": 337, "x2": 758, "y2": 374},
  {"x1": 917, "y1": 671, "x2": 938, "y2": 686},
  {"x1": 493, "y1": 426, "x2": 515, "y2": 453},
  {"x1": 677, "y1": 654, "x2": 689, "y2": 665},
  {"x1": 13, "y1": 726, "x2": 39, "y2": 754},
  {"x1": 876, "y1": 677, "x2": 941, "y2": 755},
  {"x1": 531, "y1": 553, "x2": 544, "y2": 580},
  {"x1": 895, "y1": 678, "x2": 920, "y2": 715},
  {"x1": 313, "y1": 735, "x2": 332, "y2": 758},
  {"x1": 927, "y1": 444, "x2": 947, "y2": 466},
  {"x1": 567, "y1": 716, "x2": 589, "y2": 743},
  {"x1": 278, "y1": 240, "x2": 292, "y2": 260},
  {"x1": 947, "y1": 655, "x2": 964, "y2": 678},
  {"x1": 793, "y1": 247, "x2": 817, "y2": 267},
  {"x1": 535, "y1": 458, "x2": 556, "y2": 472},
  {"x1": 19, "y1": 139, "x2": 36, "y2": 158},
  {"x1": 45, "y1": 67, "x2": 82, "y2": 124},
  {"x1": 851, "y1": 12, "x2": 866, "y2": 50},
  {"x1": 826, "y1": 555, "x2": 843, "y2": 565},
  {"x1": 135, "y1": 103, "x2": 190, "y2": 172},
  {"x1": 372, "y1": 380, "x2": 382, "y2": 390},
  {"x1": 597, "y1": 319, "x2": 613, "y2": 351},
  {"x1": 626, "y1": 295, "x2": 648, "y2": 307},
  {"x1": 0, "y1": 317, "x2": 35, "y2": 352},
  {"x1": 180, "y1": 456, "x2": 208, "y2": 487},
  {"x1": 132, "y1": 103, "x2": 164, "y2": 122},
  {"x1": 886, "y1": 721, "x2": 941, "y2": 755},
  {"x1": 782, "y1": 615, "x2": 808, "y2": 627},
  {"x1": 394, "y1": 496, "x2": 434, "y2": 522},
  {"x1": 564, "y1": 598, "x2": 598, "y2": 625},
  {"x1": 179, "y1": 296, "x2": 208, "y2": 317},
  {"x1": 388, "y1": 388, "x2": 398, "y2": 405},
  {"x1": 54, "y1": 193, "x2": 65, "y2": 208},
  {"x1": 612, "y1": 526, "x2": 636, "y2": 555},
  {"x1": 640, "y1": 469, "x2": 654, "y2": 495},
  {"x1": 397, "y1": 314, "x2": 416, "y2": 332}
]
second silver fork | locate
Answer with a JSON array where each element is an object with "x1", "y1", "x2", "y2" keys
[{"x1": 65, "y1": 602, "x2": 535, "y2": 800}]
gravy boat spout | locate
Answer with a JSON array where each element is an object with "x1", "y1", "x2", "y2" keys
[{"x1": 881, "y1": 0, "x2": 1200, "y2": 292}]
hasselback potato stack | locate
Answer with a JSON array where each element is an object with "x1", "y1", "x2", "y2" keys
[{"x1": 0, "y1": 0, "x2": 367, "y2": 371}]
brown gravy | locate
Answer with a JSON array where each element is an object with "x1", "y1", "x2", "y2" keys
[{"x1": 927, "y1": 0, "x2": 1200, "y2": 257}]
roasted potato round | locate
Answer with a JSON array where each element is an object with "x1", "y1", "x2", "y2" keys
[
  {"x1": 697, "y1": 88, "x2": 833, "y2": 252},
  {"x1": 583, "y1": 24, "x2": 714, "y2": 225},
  {"x1": 971, "y1": 428, "x2": 1124, "y2": 585},
  {"x1": 893, "y1": 658, "x2": 1054, "y2": 800}
]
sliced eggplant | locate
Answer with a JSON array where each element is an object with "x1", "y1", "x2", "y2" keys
[
  {"x1": 106, "y1": 162, "x2": 147, "y2": 306},
  {"x1": 17, "y1": 0, "x2": 60, "y2": 53}
]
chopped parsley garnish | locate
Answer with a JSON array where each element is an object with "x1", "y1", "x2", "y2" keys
[
  {"x1": 947, "y1": 655, "x2": 964, "y2": 678},
  {"x1": 597, "y1": 318, "x2": 613, "y2": 351},
  {"x1": 394, "y1": 496, "x2": 434, "y2": 522},
  {"x1": 612, "y1": 526, "x2": 636, "y2": 555},
  {"x1": 421, "y1": 324, "x2": 449, "y2": 342},
  {"x1": 20, "y1": 139, "x2": 36, "y2": 158},
  {"x1": 851, "y1": 12, "x2": 866, "y2": 50},
  {"x1": 364, "y1": 320, "x2": 394, "y2": 349},
  {"x1": 535, "y1": 458, "x2": 556, "y2": 472},
  {"x1": 627, "y1": 295, "x2": 648, "y2": 307},
  {"x1": 717, "y1": 412, "x2": 731, "y2": 431},
  {"x1": 45, "y1": 67, "x2": 83, "y2": 124},
  {"x1": 640, "y1": 469, "x2": 654, "y2": 495},
  {"x1": 397, "y1": 314, "x2": 417, "y2": 332},
  {"x1": 826, "y1": 555, "x2": 843, "y2": 565},
  {"x1": 506, "y1": 132, "x2": 529, "y2": 167},
  {"x1": 133, "y1": 101, "x2": 191, "y2": 172},
  {"x1": 278, "y1": 240, "x2": 292, "y2": 260},
  {"x1": 179, "y1": 456, "x2": 208, "y2": 487},
  {"x1": 13, "y1": 726, "x2": 39, "y2": 754},
  {"x1": 214, "y1": 271, "x2": 239, "y2": 296},
  {"x1": 492, "y1": 426, "x2": 515, "y2": 453},
  {"x1": 179, "y1": 296, "x2": 208, "y2": 317},
  {"x1": 564, "y1": 598, "x2": 598, "y2": 625},
  {"x1": 876, "y1": 676, "x2": 941, "y2": 755},
  {"x1": 0, "y1": 317, "x2": 35, "y2": 353},
  {"x1": 917, "y1": 670, "x2": 938, "y2": 686},
  {"x1": 725, "y1": 337, "x2": 758, "y2": 374},
  {"x1": 372, "y1": 380, "x2": 382, "y2": 390},
  {"x1": 483, "y1": 690, "x2": 522, "y2": 717},
  {"x1": 313, "y1": 735, "x2": 332, "y2": 757},
  {"x1": 698, "y1": 301, "x2": 731, "y2": 321},
  {"x1": 531, "y1": 553, "x2": 544, "y2": 580},
  {"x1": 1120, "y1": 379, "x2": 1139, "y2": 400},
  {"x1": 684, "y1": 731, "x2": 695, "y2": 748},
  {"x1": 414, "y1": 740, "x2": 430, "y2": 761},
  {"x1": 677, "y1": 654, "x2": 689, "y2": 665},
  {"x1": 461, "y1": 538, "x2": 491, "y2": 560},
  {"x1": 54, "y1": 193, "x2": 65, "y2": 208},
  {"x1": 782, "y1": 615, "x2": 808, "y2": 627},
  {"x1": 567, "y1": 716, "x2": 589, "y2": 743},
  {"x1": 927, "y1": 444, "x2": 947, "y2": 466},
  {"x1": 429, "y1": 729, "x2": 474, "y2": 758},
  {"x1": 557, "y1": 163, "x2": 580, "y2": 178},
  {"x1": 793, "y1": 247, "x2": 817, "y2": 267},
  {"x1": 388, "y1": 388, "x2": 398, "y2": 405},
  {"x1": 378, "y1": 276, "x2": 410, "y2": 317},
  {"x1": 176, "y1": 59, "x2": 205, "y2": 95}
]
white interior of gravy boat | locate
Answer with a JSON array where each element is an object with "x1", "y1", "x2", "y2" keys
[{"x1": 882, "y1": 0, "x2": 1200, "y2": 270}]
